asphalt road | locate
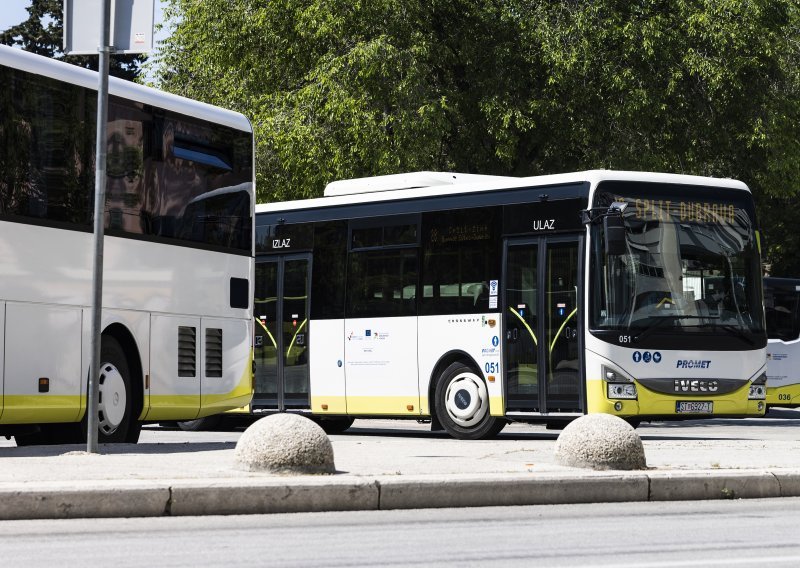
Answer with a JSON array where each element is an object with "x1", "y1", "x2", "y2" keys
[{"x1": 1, "y1": 497, "x2": 798, "y2": 567}]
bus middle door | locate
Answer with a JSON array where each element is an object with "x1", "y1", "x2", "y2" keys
[{"x1": 504, "y1": 236, "x2": 583, "y2": 415}]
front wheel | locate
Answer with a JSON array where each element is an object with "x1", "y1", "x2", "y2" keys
[
  {"x1": 178, "y1": 415, "x2": 223, "y2": 431},
  {"x1": 434, "y1": 362, "x2": 506, "y2": 440},
  {"x1": 316, "y1": 416, "x2": 355, "y2": 435}
]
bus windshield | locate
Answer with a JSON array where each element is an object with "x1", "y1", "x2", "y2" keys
[{"x1": 590, "y1": 181, "x2": 765, "y2": 348}]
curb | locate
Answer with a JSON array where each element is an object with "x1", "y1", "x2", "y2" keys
[{"x1": 1, "y1": 470, "x2": 800, "y2": 520}]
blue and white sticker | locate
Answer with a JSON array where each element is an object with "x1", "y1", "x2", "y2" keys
[
  {"x1": 489, "y1": 280, "x2": 499, "y2": 296},
  {"x1": 633, "y1": 351, "x2": 661, "y2": 364}
]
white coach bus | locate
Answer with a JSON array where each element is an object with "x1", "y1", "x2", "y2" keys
[
  {"x1": 764, "y1": 277, "x2": 800, "y2": 407},
  {"x1": 0, "y1": 45, "x2": 254, "y2": 445},
  {"x1": 252, "y1": 170, "x2": 767, "y2": 439}
]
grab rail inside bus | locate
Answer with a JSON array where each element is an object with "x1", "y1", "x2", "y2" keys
[
  {"x1": 550, "y1": 308, "x2": 577, "y2": 353},
  {"x1": 509, "y1": 307, "x2": 537, "y2": 346},
  {"x1": 255, "y1": 317, "x2": 277, "y2": 349},
  {"x1": 287, "y1": 319, "x2": 308, "y2": 358}
]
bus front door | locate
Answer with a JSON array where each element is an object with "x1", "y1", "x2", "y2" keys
[
  {"x1": 253, "y1": 255, "x2": 311, "y2": 412},
  {"x1": 504, "y1": 237, "x2": 583, "y2": 415}
]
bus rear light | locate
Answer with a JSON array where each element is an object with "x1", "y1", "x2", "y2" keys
[{"x1": 608, "y1": 383, "x2": 637, "y2": 400}]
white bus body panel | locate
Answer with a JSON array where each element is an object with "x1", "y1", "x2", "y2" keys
[
  {"x1": 201, "y1": 316, "x2": 251, "y2": 409},
  {"x1": 418, "y1": 314, "x2": 504, "y2": 416},
  {"x1": 308, "y1": 319, "x2": 346, "y2": 413},
  {"x1": 767, "y1": 338, "x2": 800, "y2": 388},
  {"x1": 148, "y1": 314, "x2": 201, "y2": 420},
  {"x1": 344, "y1": 316, "x2": 419, "y2": 415},
  {"x1": 3, "y1": 303, "x2": 82, "y2": 423}
]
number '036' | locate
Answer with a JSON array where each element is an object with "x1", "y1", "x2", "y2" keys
[{"x1": 485, "y1": 362, "x2": 500, "y2": 374}]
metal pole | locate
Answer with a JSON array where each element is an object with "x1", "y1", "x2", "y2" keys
[{"x1": 87, "y1": 0, "x2": 113, "y2": 453}]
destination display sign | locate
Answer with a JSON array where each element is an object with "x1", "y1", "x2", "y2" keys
[{"x1": 625, "y1": 198, "x2": 738, "y2": 225}]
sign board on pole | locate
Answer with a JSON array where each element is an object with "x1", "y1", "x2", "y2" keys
[{"x1": 64, "y1": 0, "x2": 155, "y2": 55}]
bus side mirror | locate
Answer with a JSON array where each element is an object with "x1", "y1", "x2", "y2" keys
[{"x1": 604, "y1": 214, "x2": 627, "y2": 255}]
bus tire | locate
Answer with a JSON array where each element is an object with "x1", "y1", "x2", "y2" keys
[
  {"x1": 84, "y1": 336, "x2": 136, "y2": 444},
  {"x1": 434, "y1": 362, "x2": 506, "y2": 440},
  {"x1": 178, "y1": 415, "x2": 223, "y2": 432},
  {"x1": 316, "y1": 416, "x2": 355, "y2": 435}
]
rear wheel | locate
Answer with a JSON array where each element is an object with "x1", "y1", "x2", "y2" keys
[
  {"x1": 434, "y1": 362, "x2": 506, "y2": 440},
  {"x1": 316, "y1": 416, "x2": 355, "y2": 435},
  {"x1": 83, "y1": 336, "x2": 138, "y2": 444}
]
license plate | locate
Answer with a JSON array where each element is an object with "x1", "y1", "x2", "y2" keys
[{"x1": 676, "y1": 401, "x2": 713, "y2": 414}]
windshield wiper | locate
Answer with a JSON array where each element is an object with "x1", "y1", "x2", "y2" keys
[
  {"x1": 714, "y1": 323, "x2": 756, "y2": 346},
  {"x1": 633, "y1": 316, "x2": 757, "y2": 346},
  {"x1": 632, "y1": 315, "x2": 707, "y2": 343}
]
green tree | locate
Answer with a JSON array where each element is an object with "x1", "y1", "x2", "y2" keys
[
  {"x1": 0, "y1": 0, "x2": 145, "y2": 81},
  {"x1": 153, "y1": 0, "x2": 799, "y2": 271}
]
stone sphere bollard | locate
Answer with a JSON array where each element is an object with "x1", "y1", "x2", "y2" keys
[
  {"x1": 554, "y1": 414, "x2": 647, "y2": 470},
  {"x1": 234, "y1": 414, "x2": 335, "y2": 474}
]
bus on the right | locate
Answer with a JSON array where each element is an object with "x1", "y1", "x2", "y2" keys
[{"x1": 765, "y1": 277, "x2": 800, "y2": 407}]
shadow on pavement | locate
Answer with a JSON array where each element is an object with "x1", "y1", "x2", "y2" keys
[{"x1": 0, "y1": 441, "x2": 236, "y2": 458}]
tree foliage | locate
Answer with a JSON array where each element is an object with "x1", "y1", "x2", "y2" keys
[
  {"x1": 0, "y1": 0, "x2": 145, "y2": 80},
  {"x1": 153, "y1": 0, "x2": 799, "y2": 271}
]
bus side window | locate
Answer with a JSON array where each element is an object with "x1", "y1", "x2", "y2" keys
[{"x1": 765, "y1": 288, "x2": 800, "y2": 341}]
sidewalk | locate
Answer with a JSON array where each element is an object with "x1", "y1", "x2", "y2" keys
[{"x1": 1, "y1": 414, "x2": 799, "y2": 519}]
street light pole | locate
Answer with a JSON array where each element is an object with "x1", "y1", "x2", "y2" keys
[{"x1": 87, "y1": 0, "x2": 113, "y2": 454}]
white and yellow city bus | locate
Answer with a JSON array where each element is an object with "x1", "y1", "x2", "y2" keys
[
  {"x1": 252, "y1": 170, "x2": 767, "y2": 439},
  {"x1": 764, "y1": 277, "x2": 800, "y2": 407},
  {"x1": 0, "y1": 45, "x2": 254, "y2": 444}
]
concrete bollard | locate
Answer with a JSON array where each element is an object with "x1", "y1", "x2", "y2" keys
[
  {"x1": 554, "y1": 414, "x2": 647, "y2": 470},
  {"x1": 233, "y1": 414, "x2": 335, "y2": 474}
]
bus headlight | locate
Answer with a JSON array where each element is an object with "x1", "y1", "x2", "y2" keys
[
  {"x1": 608, "y1": 383, "x2": 638, "y2": 399},
  {"x1": 602, "y1": 365, "x2": 633, "y2": 383},
  {"x1": 748, "y1": 373, "x2": 767, "y2": 400}
]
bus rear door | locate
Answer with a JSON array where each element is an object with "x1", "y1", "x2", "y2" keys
[{"x1": 253, "y1": 255, "x2": 311, "y2": 411}]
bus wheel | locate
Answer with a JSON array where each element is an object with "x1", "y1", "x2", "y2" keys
[
  {"x1": 316, "y1": 416, "x2": 355, "y2": 435},
  {"x1": 178, "y1": 415, "x2": 223, "y2": 431},
  {"x1": 434, "y1": 362, "x2": 505, "y2": 440},
  {"x1": 89, "y1": 337, "x2": 136, "y2": 444}
]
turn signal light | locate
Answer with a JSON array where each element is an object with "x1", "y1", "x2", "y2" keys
[
  {"x1": 321, "y1": 404, "x2": 329, "y2": 410},
  {"x1": 407, "y1": 405, "x2": 414, "y2": 411},
  {"x1": 488, "y1": 375, "x2": 496, "y2": 383},
  {"x1": 38, "y1": 377, "x2": 49, "y2": 393}
]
